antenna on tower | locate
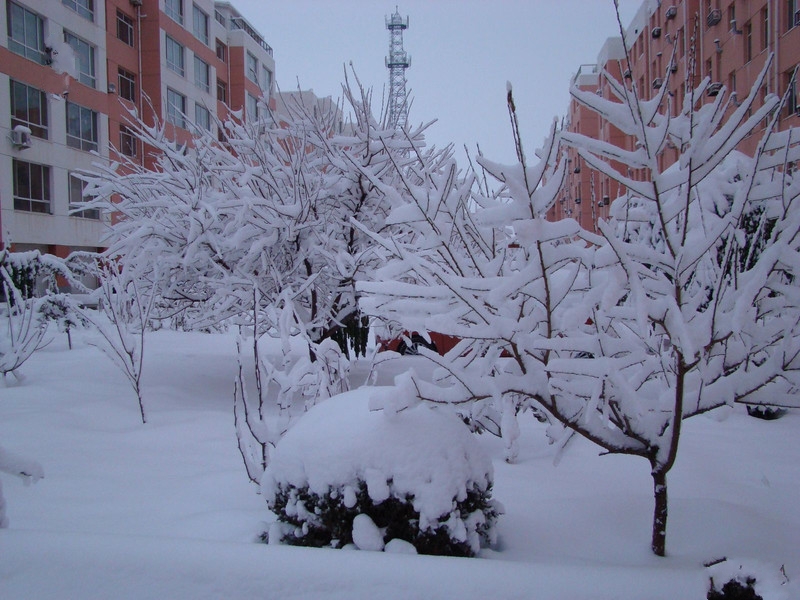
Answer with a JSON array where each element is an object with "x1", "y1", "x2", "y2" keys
[{"x1": 385, "y1": 6, "x2": 410, "y2": 129}]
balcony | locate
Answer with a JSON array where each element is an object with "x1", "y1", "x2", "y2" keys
[
  {"x1": 230, "y1": 17, "x2": 273, "y2": 56},
  {"x1": 707, "y1": 8, "x2": 722, "y2": 27}
]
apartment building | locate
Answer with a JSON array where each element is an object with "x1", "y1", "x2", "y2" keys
[
  {"x1": 555, "y1": 0, "x2": 800, "y2": 232},
  {"x1": 1, "y1": 0, "x2": 275, "y2": 259}
]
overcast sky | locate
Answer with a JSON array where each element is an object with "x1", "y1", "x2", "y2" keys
[{"x1": 236, "y1": 0, "x2": 641, "y2": 164}]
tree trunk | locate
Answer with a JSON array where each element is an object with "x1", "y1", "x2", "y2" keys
[{"x1": 651, "y1": 468, "x2": 668, "y2": 556}]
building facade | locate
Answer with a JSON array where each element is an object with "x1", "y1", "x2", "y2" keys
[
  {"x1": 1, "y1": 0, "x2": 275, "y2": 259},
  {"x1": 555, "y1": 0, "x2": 800, "y2": 232}
]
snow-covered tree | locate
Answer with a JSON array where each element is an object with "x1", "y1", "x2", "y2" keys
[
  {"x1": 356, "y1": 57, "x2": 800, "y2": 557},
  {"x1": 81, "y1": 77, "x2": 448, "y2": 479},
  {"x1": 67, "y1": 254, "x2": 158, "y2": 424}
]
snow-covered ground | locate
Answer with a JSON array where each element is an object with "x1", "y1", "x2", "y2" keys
[{"x1": 1, "y1": 328, "x2": 798, "y2": 599}]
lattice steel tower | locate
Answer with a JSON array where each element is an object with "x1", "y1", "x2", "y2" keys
[{"x1": 385, "y1": 7, "x2": 410, "y2": 129}]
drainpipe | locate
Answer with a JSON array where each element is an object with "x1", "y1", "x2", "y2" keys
[
  {"x1": 136, "y1": 1, "x2": 144, "y2": 167},
  {"x1": 773, "y1": 0, "x2": 778, "y2": 96}
]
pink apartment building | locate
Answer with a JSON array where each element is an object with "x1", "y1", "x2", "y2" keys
[
  {"x1": 1, "y1": 0, "x2": 275, "y2": 261},
  {"x1": 554, "y1": 0, "x2": 800, "y2": 232}
]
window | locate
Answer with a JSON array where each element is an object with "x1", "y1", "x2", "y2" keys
[
  {"x1": 64, "y1": 32, "x2": 96, "y2": 88},
  {"x1": 165, "y1": 36, "x2": 185, "y2": 76},
  {"x1": 762, "y1": 8, "x2": 770, "y2": 50},
  {"x1": 10, "y1": 80, "x2": 48, "y2": 139},
  {"x1": 745, "y1": 21, "x2": 753, "y2": 62},
  {"x1": 194, "y1": 55, "x2": 210, "y2": 93},
  {"x1": 117, "y1": 10, "x2": 134, "y2": 46},
  {"x1": 786, "y1": 71, "x2": 799, "y2": 118},
  {"x1": 166, "y1": 88, "x2": 187, "y2": 128},
  {"x1": 62, "y1": 0, "x2": 93, "y2": 21},
  {"x1": 7, "y1": 1, "x2": 45, "y2": 64},
  {"x1": 193, "y1": 4, "x2": 209, "y2": 45},
  {"x1": 246, "y1": 93, "x2": 258, "y2": 121},
  {"x1": 729, "y1": 71, "x2": 737, "y2": 96},
  {"x1": 261, "y1": 66, "x2": 272, "y2": 95},
  {"x1": 246, "y1": 52, "x2": 258, "y2": 84},
  {"x1": 216, "y1": 78, "x2": 227, "y2": 103},
  {"x1": 13, "y1": 159, "x2": 50, "y2": 213},
  {"x1": 165, "y1": 0, "x2": 183, "y2": 24},
  {"x1": 789, "y1": 0, "x2": 799, "y2": 31},
  {"x1": 66, "y1": 102, "x2": 98, "y2": 152},
  {"x1": 118, "y1": 67, "x2": 136, "y2": 102},
  {"x1": 677, "y1": 27, "x2": 685, "y2": 58},
  {"x1": 195, "y1": 103, "x2": 210, "y2": 131},
  {"x1": 69, "y1": 174, "x2": 99, "y2": 219},
  {"x1": 119, "y1": 125, "x2": 137, "y2": 157},
  {"x1": 215, "y1": 39, "x2": 226, "y2": 62}
]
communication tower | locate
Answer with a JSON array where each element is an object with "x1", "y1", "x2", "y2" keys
[{"x1": 385, "y1": 7, "x2": 410, "y2": 129}]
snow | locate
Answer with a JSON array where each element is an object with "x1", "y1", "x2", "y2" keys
[
  {"x1": 352, "y1": 514, "x2": 384, "y2": 551},
  {"x1": 1, "y1": 327, "x2": 799, "y2": 599}
]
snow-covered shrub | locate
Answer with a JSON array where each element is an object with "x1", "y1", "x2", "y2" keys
[
  {"x1": 1, "y1": 250, "x2": 62, "y2": 381},
  {"x1": 261, "y1": 388, "x2": 501, "y2": 557},
  {"x1": 39, "y1": 293, "x2": 89, "y2": 350},
  {"x1": 705, "y1": 558, "x2": 788, "y2": 600},
  {"x1": 745, "y1": 405, "x2": 787, "y2": 420},
  {"x1": 707, "y1": 577, "x2": 762, "y2": 600}
]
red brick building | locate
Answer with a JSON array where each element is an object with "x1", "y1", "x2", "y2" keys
[
  {"x1": 1, "y1": 0, "x2": 275, "y2": 256},
  {"x1": 556, "y1": 0, "x2": 800, "y2": 232}
]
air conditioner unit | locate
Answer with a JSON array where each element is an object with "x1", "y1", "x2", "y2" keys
[
  {"x1": 574, "y1": 197, "x2": 582, "y2": 205},
  {"x1": 652, "y1": 27, "x2": 662, "y2": 39},
  {"x1": 665, "y1": 6, "x2": 677, "y2": 20},
  {"x1": 10, "y1": 125, "x2": 32, "y2": 149},
  {"x1": 130, "y1": 0, "x2": 143, "y2": 6},
  {"x1": 707, "y1": 82, "x2": 724, "y2": 96},
  {"x1": 707, "y1": 8, "x2": 722, "y2": 27},
  {"x1": 652, "y1": 77, "x2": 664, "y2": 89}
]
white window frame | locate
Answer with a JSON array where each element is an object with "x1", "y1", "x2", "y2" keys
[
  {"x1": 246, "y1": 93, "x2": 258, "y2": 121},
  {"x1": 66, "y1": 101, "x2": 98, "y2": 152},
  {"x1": 165, "y1": 0, "x2": 183, "y2": 25},
  {"x1": 64, "y1": 31, "x2": 96, "y2": 89},
  {"x1": 195, "y1": 103, "x2": 210, "y2": 131},
  {"x1": 246, "y1": 52, "x2": 258, "y2": 84},
  {"x1": 261, "y1": 66, "x2": 272, "y2": 96},
  {"x1": 10, "y1": 79, "x2": 48, "y2": 139},
  {"x1": 62, "y1": 0, "x2": 94, "y2": 22},
  {"x1": 117, "y1": 10, "x2": 134, "y2": 46},
  {"x1": 118, "y1": 67, "x2": 136, "y2": 102},
  {"x1": 165, "y1": 35, "x2": 185, "y2": 76},
  {"x1": 69, "y1": 173, "x2": 100, "y2": 219},
  {"x1": 192, "y1": 4, "x2": 209, "y2": 45},
  {"x1": 8, "y1": 1, "x2": 46, "y2": 64},
  {"x1": 194, "y1": 55, "x2": 210, "y2": 93},
  {"x1": 13, "y1": 159, "x2": 51, "y2": 214},
  {"x1": 166, "y1": 88, "x2": 187, "y2": 129},
  {"x1": 119, "y1": 125, "x2": 137, "y2": 157}
]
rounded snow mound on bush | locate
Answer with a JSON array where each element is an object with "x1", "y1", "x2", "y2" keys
[{"x1": 261, "y1": 386, "x2": 500, "y2": 556}]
